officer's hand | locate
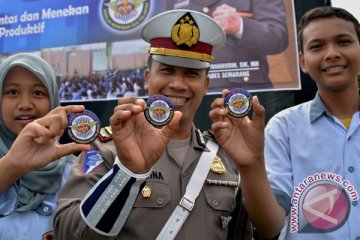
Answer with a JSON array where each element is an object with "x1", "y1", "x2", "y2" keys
[
  {"x1": 209, "y1": 89, "x2": 265, "y2": 169},
  {"x1": 110, "y1": 97, "x2": 181, "y2": 174},
  {"x1": 6, "y1": 105, "x2": 91, "y2": 175}
]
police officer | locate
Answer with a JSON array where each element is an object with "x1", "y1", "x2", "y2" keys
[{"x1": 55, "y1": 9, "x2": 265, "y2": 240}]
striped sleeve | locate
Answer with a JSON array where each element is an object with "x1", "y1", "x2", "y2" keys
[{"x1": 80, "y1": 157, "x2": 150, "y2": 236}]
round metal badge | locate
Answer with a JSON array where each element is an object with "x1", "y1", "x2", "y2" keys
[
  {"x1": 67, "y1": 109, "x2": 100, "y2": 144},
  {"x1": 224, "y1": 88, "x2": 253, "y2": 118},
  {"x1": 145, "y1": 95, "x2": 174, "y2": 128}
]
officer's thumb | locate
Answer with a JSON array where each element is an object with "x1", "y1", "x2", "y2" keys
[
  {"x1": 162, "y1": 111, "x2": 182, "y2": 138},
  {"x1": 252, "y1": 96, "x2": 265, "y2": 129}
]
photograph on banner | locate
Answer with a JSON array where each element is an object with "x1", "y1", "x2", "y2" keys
[
  {"x1": 0, "y1": 0, "x2": 300, "y2": 102},
  {"x1": 166, "y1": 0, "x2": 301, "y2": 92}
]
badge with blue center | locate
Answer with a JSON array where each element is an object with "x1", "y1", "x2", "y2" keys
[
  {"x1": 67, "y1": 109, "x2": 100, "y2": 144},
  {"x1": 145, "y1": 95, "x2": 174, "y2": 128},
  {"x1": 224, "y1": 88, "x2": 253, "y2": 118}
]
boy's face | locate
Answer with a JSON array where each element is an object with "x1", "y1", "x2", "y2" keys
[
  {"x1": 1, "y1": 67, "x2": 50, "y2": 135},
  {"x1": 144, "y1": 60, "x2": 209, "y2": 126},
  {"x1": 299, "y1": 17, "x2": 360, "y2": 92}
]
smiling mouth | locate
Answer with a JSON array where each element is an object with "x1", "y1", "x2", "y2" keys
[
  {"x1": 323, "y1": 66, "x2": 346, "y2": 72},
  {"x1": 167, "y1": 96, "x2": 188, "y2": 105},
  {"x1": 15, "y1": 115, "x2": 36, "y2": 121}
]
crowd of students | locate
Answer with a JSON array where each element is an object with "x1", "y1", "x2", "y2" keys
[{"x1": 57, "y1": 67, "x2": 146, "y2": 101}]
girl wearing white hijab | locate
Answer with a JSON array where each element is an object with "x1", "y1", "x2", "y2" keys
[{"x1": 0, "y1": 53, "x2": 90, "y2": 239}]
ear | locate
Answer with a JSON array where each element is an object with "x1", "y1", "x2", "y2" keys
[
  {"x1": 144, "y1": 68, "x2": 150, "y2": 89},
  {"x1": 299, "y1": 52, "x2": 308, "y2": 73},
  {"x1": 203, "y1": 76, "x2": 210, "y2": 96}
]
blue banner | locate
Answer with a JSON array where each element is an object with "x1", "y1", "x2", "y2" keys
[
  {"x1": 0, "y1": 0, "x2": 301, "y2": 99},
  {"x1": 0, "y1": 0, "x2": 165, "y2": 53}
]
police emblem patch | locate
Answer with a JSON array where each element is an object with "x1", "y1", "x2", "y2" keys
[
  {"x1": 67, "y1": 109, "x2": 100, "y2": 144},
  {"x1": 224, "y1": 88, "x2": 253, "y2": 118},
  {"x1": 83, "y1": 149, "x2": 104, "y2": 174},
  {"x1": 101, "y1": 0, "x2": 150, "y2": 31},
  {"x1": 144, "y1": 95, "x2": 174, "y2": 128}
]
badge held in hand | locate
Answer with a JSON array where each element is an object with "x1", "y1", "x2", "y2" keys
[
  {"x1": 224, "y1": 88, "x2": 253, "y2": 118},
  {"x1": 145, "y1": 95, "x2": 174, "y2": 128},
  {"x1": 67, "y1": 109, "x2": 100, "y2": 144}
]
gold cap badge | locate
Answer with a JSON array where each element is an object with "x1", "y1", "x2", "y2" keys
[{"x1": 171, "y1": 12, "x2": 200, "y2": 48}]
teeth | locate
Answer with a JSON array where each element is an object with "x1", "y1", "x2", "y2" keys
[
  {"x1": 17, "y1": 116, "x2": 34, "y2": 120},
  {"x1": 168, "y1": 97, "x2": 186, "y2": 105},
  {"x1": 325, "y1": 66, "x2": 344, "y2": 72}
]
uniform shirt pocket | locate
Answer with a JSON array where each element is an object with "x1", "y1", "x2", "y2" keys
[
  {"x1": 204, "y1": 185, "x2": 236, "y2": 212},
  {"x1": 133, "y1": 181, "x2": 171, "y2": 208}
]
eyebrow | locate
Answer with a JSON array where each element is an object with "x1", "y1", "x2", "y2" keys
[
  {"x1": 3, "y1": 82, "x2": 47, "y2": 88},
  {"x1": 310, "y1": 32, "x2": 353, "y2": 41}
]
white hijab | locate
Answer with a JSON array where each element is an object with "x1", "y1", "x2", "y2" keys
[{"x1": 0, "y1": 53, "x2": 65, "y2": 211}]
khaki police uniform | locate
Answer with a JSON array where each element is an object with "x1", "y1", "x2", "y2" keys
[
  {"x1": 55, "y1": 9, "x2": 252, "y2": 240},
  {"x1": 55, "y1": 128, "x2": 252, "y2": 240}
]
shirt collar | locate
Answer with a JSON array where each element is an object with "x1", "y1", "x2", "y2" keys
[{"x1": 310, "y1": 92, "x2": 333, "y2": 123}]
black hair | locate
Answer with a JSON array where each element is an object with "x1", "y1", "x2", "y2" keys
[{"x1": 298, "y1": 6, "x2": 360, "y2": 52}]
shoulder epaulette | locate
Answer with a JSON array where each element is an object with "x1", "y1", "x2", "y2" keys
[
  {"x1": 202, "y1": 129, "x2": 216, "y2": 140},
  {"x1": 99, "y1": 126, "x2": 113, "y2": 142},
  {"x1": 195, "y1": 128, "x2": 206, "y2": 148}
]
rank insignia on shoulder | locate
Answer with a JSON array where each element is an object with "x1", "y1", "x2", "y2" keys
[
  {"x1": 83, "y1": 149, "x2": 104, "y2": 174},
  {"x1": 99, "y1": 126, "x2": 113, "y2": 142},
  {"x1": 195, "y1": 129, "x2": 206, "y2": 148},
  {"x1": 210, "y1": 155, "x2": 226, "y2": 174}
]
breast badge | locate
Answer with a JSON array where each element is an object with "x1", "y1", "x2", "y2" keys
[
  {"x1": 141, "y1": 185, "x2": 152, "y2": 198},
  {"x1": 210, "y1": 155, "x2": 226, "y2": 174}
]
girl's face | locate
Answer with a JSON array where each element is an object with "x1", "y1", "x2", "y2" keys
[{"x1": 1, "y1": 66, "x2": 51, "y2": 135}]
